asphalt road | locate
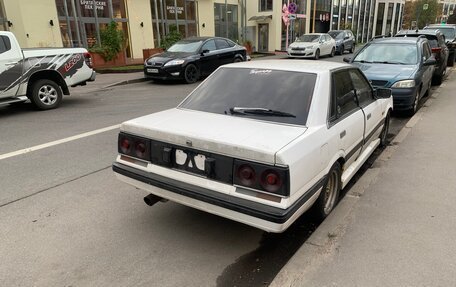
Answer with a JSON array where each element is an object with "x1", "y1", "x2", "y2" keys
[{"x1": 0, "y1": 54, "x2": 433, "y2": 286}]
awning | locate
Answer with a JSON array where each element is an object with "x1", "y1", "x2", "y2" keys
[{"x1": 248, "y1": 15, "x2": 272, "y2": 21}]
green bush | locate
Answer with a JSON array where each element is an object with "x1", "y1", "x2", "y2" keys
[
  {"x1": 90, "y1": 21, "x2": 124, "y2": 61},
  {"x1": 160, "y1": 25, "x2": 183, "y2": 50}
]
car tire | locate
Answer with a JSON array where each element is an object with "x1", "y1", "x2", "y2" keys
[
  {"x1": 314, "y1": 49, "x2": 320, "y2": 60},
  {"x1": 350, "y1": 45, "x2": 355, "y2": 53},
  {"x1": 330, "y1": 47, "x2": 335, "y2": 57},
  {"x1": 432, "y1": 68, "x2": 444, "y2": 85},
  {"x1": 447, "y1": 52, "x2": 455, "y2": 67},
  {"x1": 338, "y1": 45, "x2": 344, "y2": 55},
  {"x1": 183, "y1": 64, "x2": 200, "y2": 84},
  {"x1": 380, "y1": 110, "x2": 391, "y2": 147},
  {"x1": 313, "y1": 162, "x2": 341, "y2": 219},
  {"x1": 407, "y1": 88, "x2": 420, "y2": 116},
  {"x1": 28, "y1": 79, "x2": 62, "y2": 110},
  {"x1": 233, "y1": 57, "x2": 243, "y2": 63}
]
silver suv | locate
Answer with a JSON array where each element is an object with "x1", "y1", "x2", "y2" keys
[
  {"x1": 424, "y1": 24, "x2": 456, "y2": 67},
  {"x1": 328, "y1": 30, "x2": 356, "y2": 54}
]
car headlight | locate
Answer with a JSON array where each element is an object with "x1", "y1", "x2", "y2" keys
[
  {"x1": 164, "y1": 59, "x2": 185, "y2": 67},
  {"x1": 391, "y1": 80, "x2": 416, "y2": 88}
]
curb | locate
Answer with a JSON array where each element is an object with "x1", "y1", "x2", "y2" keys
[
  {"x1": 102, "y1": 77, "x2": 148, "y2": 89},
  {"x1": 270, "y1": 67, "x2": 454, "y2": 287}
]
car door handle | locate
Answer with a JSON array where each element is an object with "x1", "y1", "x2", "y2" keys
[
  {"x1": 340, "y1": 130, "x2": 346, "y2": 139},
  {"x1": 367, "y1": 113, "x2": 371, "y2": 120}
]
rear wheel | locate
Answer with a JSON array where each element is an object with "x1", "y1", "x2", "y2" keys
[
  {"x1": 314, "y1": 49, "x2": 320, "y2": 60},
  {"x1": 338, "y1": 45, "x2": 344, "y2": 55},
  {"x1": 183, "y1": 64, "x2": 200, "y2": 84},
  {"x1": 447, "y1": 52, "x2": 455, "y2": 67},
  {"x1": 313, "y1": 162, "x2": 341, "y2": 219},
  {"x1": 28, "y1": 79, "x2": 62, "y2": 110}
]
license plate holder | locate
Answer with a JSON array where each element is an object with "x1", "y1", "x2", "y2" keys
[
  {"x1": 147, "y1": 68, "x2": 159, "y2": 73},
  {"x1": 174, "y1": 149, "x2": 207, "y2": 175}
]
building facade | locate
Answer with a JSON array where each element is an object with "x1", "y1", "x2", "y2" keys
[
  {"x1": 440, "y1": 0, "x2": 456, "y2": 23},
  {"x1": 0, "y1": 0, "x2": 405, "y2": 58}
]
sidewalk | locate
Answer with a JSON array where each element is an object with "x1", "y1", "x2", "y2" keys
[
  {"x1": 271, "y1": 68, "x2": 456, "y2": 287},
  {"x1": 70, "y1": 71, "x2": 146, "y2": 94}
]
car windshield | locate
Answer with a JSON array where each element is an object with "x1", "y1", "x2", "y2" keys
[
  {"x1": 297, "y1": 35, "x2": 320, "y2": 43},
  {"x1": 353, "y1": 43, "x2": 418, "y2": 65},
  {"x1": 425, "y1": 27, "x2": 456, "y2": 40},
  {"x1": 179, "y1": 67, "x2": 317, "y2": 125},
  {"x1": 167, "y1": 40, "x2": 203, "y2": 53},
  {"x1": 328, "y1": 31, "x2": 344, "y2": 39}
]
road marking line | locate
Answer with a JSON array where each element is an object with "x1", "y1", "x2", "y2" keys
[{"x1": 0, "y1": 124, "x2": 120, "y2": 161}]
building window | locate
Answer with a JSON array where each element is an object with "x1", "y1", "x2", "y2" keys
[
  {"x1": 385, "y1": 3, "x2": 394, "y2": 35},
  {"x1": 214, "y1": 3, "x2": 238, "y2": 40},
  {"x1": 0, "y1": 1, "x2": 7, "y2": 31},
  {"x1": 376, "y1": 2, "x2": 385, "y2": 36},
  {"x1": 259, "y1": 0, "x2": 273, "y2": 11}
]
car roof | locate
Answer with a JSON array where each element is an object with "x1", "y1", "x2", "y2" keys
[
  {"x1": 396, "y1": 29, "x2": 441, "y2": 36},
  {"x1": 223, "y1": 59, "x2": 351, "y2": 74},
  {"x1": 370, "y1": 37, "x2": 422, "y2": 44},
  {"x1": 180, "y1": 36, "x2": 231, "y2": 42}
]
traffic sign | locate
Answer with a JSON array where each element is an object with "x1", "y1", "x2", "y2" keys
[{"x1": 423, "y1": 4, "x2": 428, "y2": 10}]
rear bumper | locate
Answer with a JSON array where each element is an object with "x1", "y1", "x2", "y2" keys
[{"x1": 113, "y1": 162, "x2": 324, "y2": 232}]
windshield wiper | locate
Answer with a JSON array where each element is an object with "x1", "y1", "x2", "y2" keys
[
  {"x1": 372, "y1": 61, "x2": 406, "y2": 65},
  {"x1": 353, "y1": 60, "x2": 373, "y2": 63},
  {"x1": 229, "y1": 107, "x2": 296, "y2": 118}
]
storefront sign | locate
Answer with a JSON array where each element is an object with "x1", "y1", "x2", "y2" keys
[
  {"x1": 80, "y1": 0, "x2": 107, "y2": 10},
  {"x1": 167, "y1": 5, "x2": 184, "y2": 14}
]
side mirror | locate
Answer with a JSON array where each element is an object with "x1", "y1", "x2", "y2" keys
[
  {"x1": 424, "y1": 57, "x2": 437, "y2": 66},
  {"x1": 374, "y1": 88, "x2": 392, "y2": 99},
  {"x1": 201, "y1": 49, "x2": 210, "y2": 55},
  {"x1": 343, "y1": 56, "x2": 351, "y2": 63}
]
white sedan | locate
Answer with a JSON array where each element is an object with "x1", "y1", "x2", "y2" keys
[
  {"x1": 113, "y1": 60, "x2": 393, "y2": 233},
  {"x1": 287, "y1": 33, "x2": 336, "y2": 59}
]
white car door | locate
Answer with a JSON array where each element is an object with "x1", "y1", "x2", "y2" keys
[
  {"x1": 328, "y1": 69, "x2": 365, "y2": 168},
  {"x1": 349, "y1": 68, "x2": 384, "y2": 147},
  {"x1": 0, "y1": 34, "x2": 22, "y2": 99}
]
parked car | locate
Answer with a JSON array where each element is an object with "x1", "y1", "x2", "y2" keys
[
  {"x1": 113, "y1": 60, "x2": 393, "y2": 233},
  {"x1": 287, "y1": 33, "x2": 336, "y2": 59},
  {"x1": 0, "y1": 31, "x2": 95, "y2": 110},
  {"x1": 344, "y1": 36, "x2": 436, "y2": 115},
  {"x1": 144, "y1": 37, "x2": 247, "y2": 84},
  {"x1": 423, "y1": 24, "x2": 456, "y2": 67},
  {"x1": 328, "y1": 30, "x2": 356, "y2": 54},
  {"x1": 395, "y1": 29, "x2": 449, "y2": 85}
]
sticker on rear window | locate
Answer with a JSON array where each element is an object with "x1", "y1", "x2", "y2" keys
[{"x1": 250, "y1": 69, "x2": 272, "y2": 75}]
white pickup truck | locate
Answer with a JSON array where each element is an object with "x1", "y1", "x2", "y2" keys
[{"x1": 0, "y1": 31, "x2": 96, "y2": 110}]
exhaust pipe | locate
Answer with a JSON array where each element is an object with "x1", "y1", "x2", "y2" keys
[{"x1": 144, "y1": 194, "x2": 163, "y2": 206}]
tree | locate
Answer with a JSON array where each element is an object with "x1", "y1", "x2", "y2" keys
[
  {"x1": 89, "y1": 21, "x2": 124, "y2": 61},
  {"x1": 402, "y1": 0, "x2": 442, "y2": 29},
  {"x1": 160, "y1": 25, "x2": 182, "y2": 50}
]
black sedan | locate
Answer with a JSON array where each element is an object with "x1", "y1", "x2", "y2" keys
[{"x1": 144, "y1": 37, "x2": 248, "y2": 84}]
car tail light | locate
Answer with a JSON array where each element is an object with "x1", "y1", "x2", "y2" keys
[
  {"x1": 118, "y1": 133, "x2": 151, "y2": 161},
  {"x1": 234, "y1": 160, "x2": 289, "y2": 197},
  {"x1": 84, "y1": 52, "x2": 93, "y2": 68},
  {"x1": 261, "y1": 170, "x2": 282, "y2": 193},
  {"x1": 431, "y1": 47, "x2": 441, "y2": 53},
  {"x1": 237, "y1": 164, "x2": 256, "y2": 186}
]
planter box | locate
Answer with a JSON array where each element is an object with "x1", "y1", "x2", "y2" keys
[
  {"x1": 143, "y1": 48, "x2": 164, "y2": 61},
  {"x1": 90, "y1": 51, "x2": 126, "y2": 69}
]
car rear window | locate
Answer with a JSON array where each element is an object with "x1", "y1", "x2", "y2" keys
[
  {"x1": 396, "y1": 34, "x2": 438, "y2": 48},
  {"x1": 179, "y1": 67, "x2": 317, "y2": 126},
  {"x1": 424, "y1": 27, "x2": 456, "y2": 41}
]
